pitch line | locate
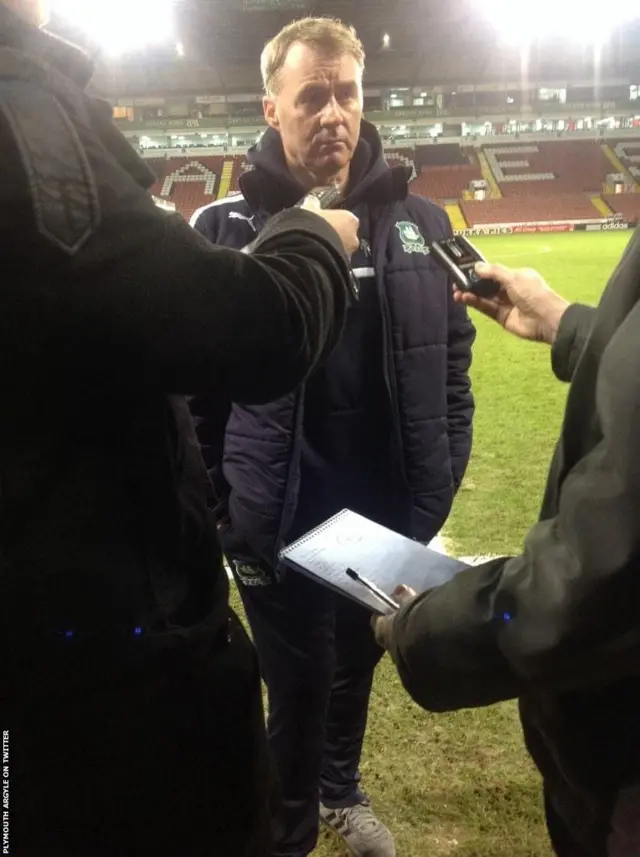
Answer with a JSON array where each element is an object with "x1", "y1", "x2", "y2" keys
[{"x1": 495, "y1": 244, "x2": 552, "y2": 260}]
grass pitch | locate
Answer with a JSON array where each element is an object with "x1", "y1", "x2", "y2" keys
[{"x1": 241, "y1": 231, "x2": 635, "y2": 856}]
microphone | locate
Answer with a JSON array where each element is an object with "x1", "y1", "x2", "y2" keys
[
  {"x1": 240, "y1": 185, "x2": 343, "y2": 255},
  {"x1": 242, "y1": 185, "x2": 360, "y2": 301},
  {"x1": 295, "y1": 185, "x2": 345, "y2": 210}
]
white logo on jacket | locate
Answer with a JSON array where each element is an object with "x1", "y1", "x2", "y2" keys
[
  {"x1": 229, "y1": 211, "x2": 257, "y2": 232},
  {"x1": 396, "y1": 221, "x2": 430, "y2": 255}
]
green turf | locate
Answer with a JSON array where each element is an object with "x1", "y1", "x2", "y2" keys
[{"x1": 237, "y1": 231, "x2": 634, "y2": 856}]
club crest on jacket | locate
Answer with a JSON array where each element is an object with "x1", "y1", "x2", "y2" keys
[{"x1": 396, "y1": 221, "x2": 430, "y2": 255}]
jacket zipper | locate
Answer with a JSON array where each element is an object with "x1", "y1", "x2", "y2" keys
[{"x1": 372, "y1": 204, "x2": 413, "y2": 512}]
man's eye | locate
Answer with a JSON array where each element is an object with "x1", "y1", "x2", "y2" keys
[
  {"x1": 303, "y1": 89, "x2": 325, "y2": 105},
  {"x1": 337, "y1": 88, "x2": 355, "y2": 102}
]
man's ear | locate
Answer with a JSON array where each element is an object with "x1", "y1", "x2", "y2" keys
[{"x1": 263, "y1": 96, "x2": 280, "y2": 131}]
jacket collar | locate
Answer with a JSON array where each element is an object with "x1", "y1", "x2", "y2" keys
[{"x1": 239, "y1": 119, "x2": 410, "y2": 216}]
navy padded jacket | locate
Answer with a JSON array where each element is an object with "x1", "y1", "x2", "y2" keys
[{"x1": 191, "y1": 122, "x2": 475, "y2": 569}]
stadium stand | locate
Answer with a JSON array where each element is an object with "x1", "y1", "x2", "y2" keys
[
  {"x1": 483, "y1": 141, "x2": 612, "y2": 197},
  {"x1": 444, "y1": 203, "x2": 469, "y2": 231},
  {"x1": 415, "y1": 143, "x2": 471, "y2": 169},
  {"x1": 149, "y1": 156, "x2": 224, "y2": 222},
  {"x1": 411, "y1": 163, "x2": 482, "y2": 203},
  {"x1": 408, "y1": 145, "x2": 482, "y2": 203},
  {"x1": 461, "y1": 193, "x2": 603, "y2": 226},
  {"x1": 216, "y1": 158, "x2": 235, "y2": 200},
  {"x1": 385, "y1": 148, "x2": 417, "y2": 179},
  {"x1": 227, "y1": 155, "x2": 249, "y2": 195},
  {"x1": 603, "y1": 194, "x2": 640, "y2": 221},
  {"x1": 609, "y1": 139, "x2": 640, "y2": 182},
  {"x1": 384, "y1": 147, "x2": 415, "y2": 165},
  {"x1": 143, "y1": 139, "x2": 639, "y2": 227}
]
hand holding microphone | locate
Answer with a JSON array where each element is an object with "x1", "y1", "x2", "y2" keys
[
  {"x1": 242, "y1": 186, "x2": 360, "y2": 260},
  {"x1": 242, "y1": 186, "x2": 360, "y2": 300},
  {"x1": 300, "y1": 189, "x2": 360, "y2": 257}
]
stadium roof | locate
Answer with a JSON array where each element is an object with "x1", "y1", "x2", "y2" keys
[{"x1": 50, "y1": 0, "x2": 640, "y2": 97}]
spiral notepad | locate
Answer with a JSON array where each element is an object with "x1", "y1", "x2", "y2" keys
[{"x1": 278, "y1": 509, "x2": 468, "y2": 614}]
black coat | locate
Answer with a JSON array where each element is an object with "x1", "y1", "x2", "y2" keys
[
  {"x1": 388, "y1": 227, "x2": 640, "y2": 855},
  {"x1": 0, "y1": 8, "x2": 352, "y2": 855}
]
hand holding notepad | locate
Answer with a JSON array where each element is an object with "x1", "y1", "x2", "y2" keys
[{"x1": 278, "y1": 509, "x2": 468, "y2": 614}]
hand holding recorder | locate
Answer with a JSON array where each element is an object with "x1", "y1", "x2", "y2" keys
[
  {"x1": 456, "y1": 262, "x2": 571, "y2": 346},
  {"x1": 429, "y1": 235, "x2": 570, "y2": 345}
]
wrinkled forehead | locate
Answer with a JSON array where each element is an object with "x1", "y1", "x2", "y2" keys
[{"x1": 277, "y1": 42, "x2": 363, "y2": 92}]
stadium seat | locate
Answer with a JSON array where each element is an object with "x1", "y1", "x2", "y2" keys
[
  {"x1": 461, "y1": 193, "x2": 602, "y2": 226},
  {"x1": 483, "y1": 141, "x2": 612, "y2": 197},
  {"x1": 385, "y1": 148, "x2": 417, "y2": 181},
  {"x1": 415, "y1": 143, "x2": 472, "y2": 169},
  {"x1": 608, "y1": 140, "x2": 640, "y2": 182},
  {"x1": 227, "y1": 155, "x2": 249, "y2": 195},
  {"x1": 411, "y1": 163, "x2": 483, "y2": 203},
  {"x1": 602, "y1": 194, "x2": 640, "y2": 222},
  {"x1": 141, "y1": 141, "x2": 640, "y2": 227},
  {"x1": 149, "y1": 156, "x2": 224, "y2": 221},
  {"x1": 389, "y1": 145, "x2": 484, "y2": 203}
]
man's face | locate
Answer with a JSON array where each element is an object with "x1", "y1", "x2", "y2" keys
[{"x1": 264, "y1": 42, "x2": 364, "y2": 185}]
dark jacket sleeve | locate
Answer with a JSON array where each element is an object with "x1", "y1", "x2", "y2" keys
[
  {"x1": 0, "y1": 86, "x2": 352, "y2": 402},
  {"x1": 438, "y1": 210, "x2": 475, "y2": 489},
  {"x1": 85, "y1": 205, "x2": 352, "y2": 400},
  {"x1": 186, "y1": 208, "x2": 232, "y2": 510},
  {"x1": 446, "y1": 282, "x2": 476, "y2": 490},
  {"x1": 551, "y1": 303, "x2": 596, "y2": 383},
  {"x1": 387, "y1": 299, "x2": 640, "y2": 712}
]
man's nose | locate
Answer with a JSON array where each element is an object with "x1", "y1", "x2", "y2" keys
[{"x1": 319, "y1": 97, "x2": 343, "y2": 126}]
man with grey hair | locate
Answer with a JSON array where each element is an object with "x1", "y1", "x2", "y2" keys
[{"x1": 192, "y1": 16, "x2": 475, "y2": 857}]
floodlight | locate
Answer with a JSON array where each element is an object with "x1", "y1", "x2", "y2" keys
[
  {"x1": 479, "y1": 0, "x2": 639, "y2": 44},
  {"x1": 51, "y1": 0, "x2": 175, "y2": 55},
  {"x1": 382, "y1": 33, "x2": 391, "y2": 48}
]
